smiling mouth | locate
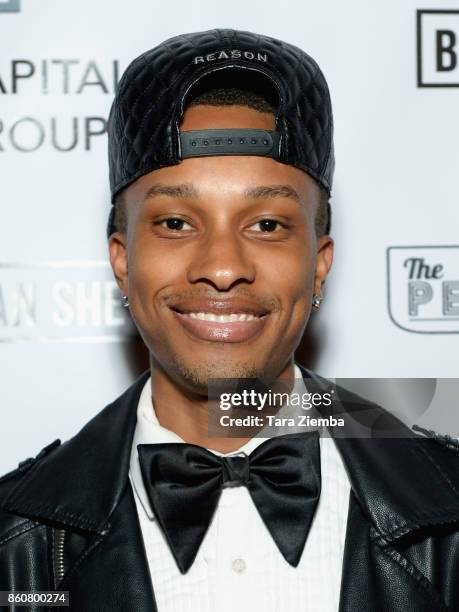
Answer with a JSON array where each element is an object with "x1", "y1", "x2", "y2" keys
[
  {"x1": 170, "y1": 308, "x2": 269, "y2": 342},
  {"x1": 180, "y1": 312, "x2": 261, "y2": 322}
]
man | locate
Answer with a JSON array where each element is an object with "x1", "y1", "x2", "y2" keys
[{"x1": 1, "y1": 29, "x2": 458, "y2": 612}]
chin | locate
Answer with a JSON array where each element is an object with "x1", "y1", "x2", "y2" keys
[{"x1": 170, "y1": 353, "x2": 264, "y2": 390}]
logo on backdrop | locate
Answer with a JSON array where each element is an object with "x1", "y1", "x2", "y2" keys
[
  {"x1": 417, "y1": 10, "x2": 459, "y2": 87},
  {"x1": 0, "y1": 262, "x2": 137, "y2": 342},
  {"x1": 0, "y1": 59, "x2": 120, "y2": 152},
  {"x1": 387, "y1": 246, "x2": 459, "y2": 333},
  {"x1": 0, "y1": 0, "x2": 20, "y2": 13}
]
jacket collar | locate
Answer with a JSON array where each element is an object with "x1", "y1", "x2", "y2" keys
[
  {"x1": 296, "y1": 363, "x2": 459, "y2": 543},
  {"x1": 2, "y1": 370, "x2": 150, "y2": 535},
  {"x1": 3, "y1": 364, "x2": 459, "y2": 542}
]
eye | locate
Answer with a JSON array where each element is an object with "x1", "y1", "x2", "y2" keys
[
  {"x1": 158, "y1": 217, "x2": 192, "y2": 231},
  {"x1": 250, "y1": 219, "x2": 285, "y2": 232}
]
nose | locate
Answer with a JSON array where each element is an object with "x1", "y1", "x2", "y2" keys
[{"x1": 186, "y1": 227, "x2": 256, "y2": 291}]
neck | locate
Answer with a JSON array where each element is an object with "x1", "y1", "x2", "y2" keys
[{"x1": 149, "y1": 357, "x2": 296, "y2": 453}]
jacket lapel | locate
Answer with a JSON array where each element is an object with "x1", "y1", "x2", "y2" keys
[
  {"x1": 61, "y1": 484, "x2": 157, "y2": 612},
  {"x1": 296, "y1": 364, "x2": 459, "y2": 539},
  {"x1": 338, "y1": 492, "x2": 450, "y2": 612},
  {"x1": 1, "y1": 369, "x2": 156, "y2": 612},
  {"x1": 1, "y1": 371, "x2": 150, "y2": 534},
  {"x1": 296, "y1": 363, "x2": 459, "y2": 611}
]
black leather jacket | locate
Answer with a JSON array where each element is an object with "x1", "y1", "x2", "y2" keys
[{"x1": 1, "y1": 365, "x2": 459, "y2": 611}]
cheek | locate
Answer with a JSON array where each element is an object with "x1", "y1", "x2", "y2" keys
[
  {"x1": 261, "y1": 242, "x2": 316, "y2": 355},
  {"x1": 129, "y1": 237, "x2": 184, "y2": 292},
  {"x1": 126, "y1": 238, "x2": 186, "y2": 334},
  {"x1": 260, "y1": 242, "x2": 315, "y2": 303}
]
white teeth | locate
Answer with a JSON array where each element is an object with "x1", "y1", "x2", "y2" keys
[{"x1": 186, "y1": 312, "x2": 259, "y2": 322}]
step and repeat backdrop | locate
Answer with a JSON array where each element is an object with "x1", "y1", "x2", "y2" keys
[{"x1": 1, "y1": 0, "x2": 458, "y2": 471}]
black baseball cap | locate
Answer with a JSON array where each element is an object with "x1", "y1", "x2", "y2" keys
[{"x1": 107, "y1": 29, "x2": 334, "y2": 236}]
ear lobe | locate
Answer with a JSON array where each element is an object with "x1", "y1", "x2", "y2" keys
[
  {"x1": 314, "y1": 236, "x2": 334, "y2": 295},
  {"x1": 108, "y1": 232, "x2": 128, "y2": 294}
]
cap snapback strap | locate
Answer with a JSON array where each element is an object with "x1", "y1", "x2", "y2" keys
[{"x1": 180, "y1": 129, "x2": 281, "y2": 159}]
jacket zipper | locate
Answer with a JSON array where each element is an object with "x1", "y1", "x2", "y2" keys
[{"x1": 53, "y1": 528, "x2": 66, "y2": 588}]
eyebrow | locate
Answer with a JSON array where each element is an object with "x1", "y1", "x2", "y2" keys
[
  {"x1": 243, "y1": 185, "x2": 302, "y2": 206},
  {"x1": 143, "y1": 182, "x2": 302, "y2": 206},
  {"x1": 143, "y1": 183, "x2": 199, "y2": 201}
]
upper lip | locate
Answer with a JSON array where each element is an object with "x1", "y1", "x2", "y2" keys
[{"x1": 170, "y1": 298, "x2": 270, "y2": 317}]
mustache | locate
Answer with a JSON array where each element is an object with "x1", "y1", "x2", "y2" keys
[{"x1": 162, "y1": 287, "x2": 281, "y2": 312}]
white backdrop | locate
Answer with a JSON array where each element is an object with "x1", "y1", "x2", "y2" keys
[{"x1": 1, "y1": 0, "x2": 458, "y2": 472}]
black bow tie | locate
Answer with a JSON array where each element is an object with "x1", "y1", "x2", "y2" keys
[{"x1": 137, "y1": 433, "x2": 321, "y2": 574}]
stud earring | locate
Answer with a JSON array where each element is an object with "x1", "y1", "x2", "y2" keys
[
  {"x1": 312, "y1": 294, "x2": 323, "y2": 310},
  {"x1": 121, "y1": 294, "x2": 130, "y2": 308}
]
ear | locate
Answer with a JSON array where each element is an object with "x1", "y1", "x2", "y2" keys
[
  {"x1": 313, "y1": 235, "x2": 334, "y2": 295},
  {"x1": 108, "y1": 232, "x2": 128, "y2": 295}
]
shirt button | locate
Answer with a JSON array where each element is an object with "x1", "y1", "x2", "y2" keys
[{"x1": 232, "y1": 558, "x2": 247, "y2": 574}]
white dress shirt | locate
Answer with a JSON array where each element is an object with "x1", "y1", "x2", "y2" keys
[{"x1": 129, "y1": 365, "x2": 351, "y2": 612}]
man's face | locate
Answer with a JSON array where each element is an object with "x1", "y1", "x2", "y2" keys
[{"x1": 109, "y1": 104, "x2": 333, "y2": 393}]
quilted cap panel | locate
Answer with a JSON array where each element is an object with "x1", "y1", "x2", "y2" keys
[{"x1": 107, "y1": 28, "x2": 334, "y2": 207}]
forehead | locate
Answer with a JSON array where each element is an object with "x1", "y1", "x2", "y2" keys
[{"x1": 125, "y1": 155, "x2": 317, "y2": 211}]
